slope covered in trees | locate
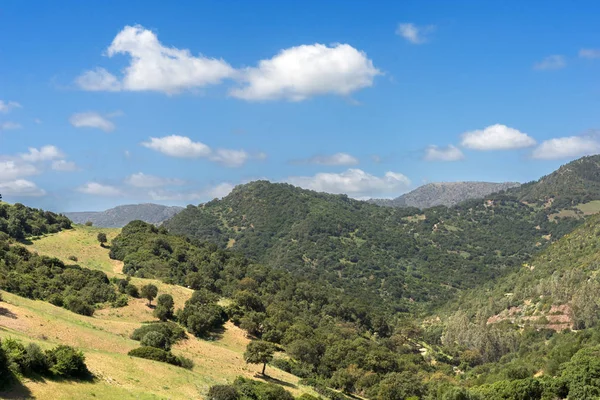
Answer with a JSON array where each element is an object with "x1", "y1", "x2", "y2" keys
[{"x1": 164, "y1": 181, "x2": 578, "y2": 309}]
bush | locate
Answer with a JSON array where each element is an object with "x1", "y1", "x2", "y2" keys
[
  {"x1": 141, "y1": 331, "x2": 169, "y2": 350},
  {"x1": 154, "y1": 294, "x2": 174, "y2": 321},
  {"x1": 24, "y1": 343, "x2": 49, "y2": 374},
  {"x1": 177, "y1": 355, "x2": 194, "y2": 370},
  {"x1": 46, "y1": 345, "x2": 89, "y2": 378},
  {"x1": 112, "y1": 294, "x2": 129, "y2": 308},
  {"x1": 207, "y1": 384, "x2": 239, "y2": 400},
  {"x1": 0, "y1": 339, "x2": 10, "y2": 385},
  {"x1": 125, "y1": 284, "x2": 139, "y2": 298},
  {"x1": 128, "y1": 346, "x2": 182, "y2": 367},
  {"x1": 67, "y1": 255, "x2": 78, "y2": 262},
  {"x1": 84, "y1": 221, "x2": 93, "y2": 226},
  {"x1": 131, "y1": 322, "x2": 185, "y2": 347},
  {"x1": 64, "y1": 296, "x2": 95, "y2": 316}
]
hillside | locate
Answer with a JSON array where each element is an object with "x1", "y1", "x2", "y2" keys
[
  {"x1": 0, "y1": 224, "x2": 317, "y2": 399},
  {"x1": 370, "y1": 181, "x2": 520, "y2": 209},
  {"x1": 65, "y1": 204, "x2": 184, "y2": 228},
  {"x1": 164, "y1": 180, "x2": 577, "y2": 310},
  {"x1": 510, "y1": 155, "x2": 600, "y2": 208}
]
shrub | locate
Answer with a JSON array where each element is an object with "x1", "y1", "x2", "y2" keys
[
  {"x1": 131, "y1": 322, "x2": 185, "y2": 347},
  {"x1": 112, "y1": 294, "x2": 129, "y2": 308},
  {"x1": 207, "y1": 384, "x2": 240, "y2": 400},
  {"x1": 128, "y1": 346, "x2": 182, "y2": 367},
  {"x1": 24, "y1": 343, "x2": 49, "y2": 374},
  {"x1": 125, "y1": 284, "x2": 139, "y2": 298},
  {"x1": 154, "y1": 294, "x2": 174, "y2": 321},
  {"x1": 46, "y1": 345, "x2": 88, "y2": 378},
  {"x1": 141, "y1": 331, "x2": 169, "y2": 350},
  {"x1": 67, "y1": 255, "x2": 78, "y2": 262},
  {"x1": 0, "y1": 339, "x2": 10, "y2": 385},
  {"x1": 64, "y1": 296, "x2": 95, "y2": 316},
  {"x1": 177, "y1": 355, "x2": 194, "y2": 370},
  {"x1": 84, "y1": 221, "x2": 93, "y2": 226}
]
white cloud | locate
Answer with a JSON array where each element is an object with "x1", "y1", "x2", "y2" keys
[
  {"x1": 531, "y1": 136, "x2": 600, "y2": 160},
  {"x1": 75, "y1": 67, "x2": 122, "y2": 91},
  {"x1": 396, "y1": 23, "x2": 435, "y2": 44},
  {"x1": 424, "y1": 145, "x2": 464, "y2": 161},
  {"x1": 51, "y1": 160, "x2": 78, "y2": 172},
  {"x1": 141, "y1": 135, "x2": 258, "y2": 167},
  {"x1": 20, "y1": 145, "x2": 64, "y2": 162},
  {"x1": 0, "y1": 122, "x2": 22, "y2": 130},
  {"x1": 579, "y1": 48, "x2": 600, "y2": 59},
  {"x1": 77, "y1": 25, "x2": 235, "y2": 94},
  {"x1": 0, "y1": 100, "x2": 21, "y2": 114},
  {"x1": 69, "y1": 112, "x2": 115, "y2": 132},
  {"x1": 0, "y1": 179, "x2": 45, "y2": 197},
  {"x1": 230, "y1": 43, "x2": 381, "y2": 101},
  {"x1": 533, "y1": 55, "x2": 566, "y2": 70},
  {"x1": 209, "y1": 148, "x2": 249, "y2": 167},
  {"x1": 295, "y1": 152, "x2": 359, "y2": 166},
  {"x1": 287, "y1": 168, "x2": 410, "y2": 197},
  {"x1": 148, "y1": 182, "x2": 234, "y2": 202},
  {"x1": 125, "y1": 172, "x2": 184, "y2": 188},
  {"x1": 77, "y1": 182, "x2": 122, "y2": 196},
  {"x1": 0, "y1": 160, "x2": 38, "y2": 181},
  {"x1": 460, "y1": 124, "x2": 536, "y2": 150},
  {"x1": 142, "y1": 135, "x2": 211, "y2": 158}
]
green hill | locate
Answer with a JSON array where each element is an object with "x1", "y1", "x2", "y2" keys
[{"x1": 164, "y1": 180, "x2": 578, "y2": 310}]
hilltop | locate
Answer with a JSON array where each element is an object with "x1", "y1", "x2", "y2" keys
[
  {"x1": 370, "y1": 181, "x2": 520, "y2": 209},
  {"x1": 65, "y1": 204, "x2": 184, "y2": 228}
]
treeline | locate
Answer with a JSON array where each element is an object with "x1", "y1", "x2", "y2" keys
[{"x1": 0, "y1": 202, "x2": 71, "y2": 240}]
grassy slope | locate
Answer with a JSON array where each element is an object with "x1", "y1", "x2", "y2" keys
[{"x1": 0, "y1": 225, "x2": 315, "y2": 399}]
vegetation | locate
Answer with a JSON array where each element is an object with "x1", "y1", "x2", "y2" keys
[
  {"x1": 208, "y1": 377, "x2": 295, "y2": 400},
  {"x1": 140, "y1": 284, "x2": 158, "y2": 306},
  {"x1": 127, "y1": 346, "x2": 192, "y2": 369},
  {"x1": 243, "y1": 340, "x2": 275, "y2": 376},
  {"x1": 0, "y1": 202, "x2": 71, "y2": 240}
]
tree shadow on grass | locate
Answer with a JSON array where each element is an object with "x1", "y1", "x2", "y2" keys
[
  {"x1": 0, "y1": 307, "x2": 18, "y2": 319},
  {"x1": 0, "y1": 374, "x2": 34, "y2": 399},
  {"x1": 255, "y1": 373, "x2": 298, "y2": 390}
]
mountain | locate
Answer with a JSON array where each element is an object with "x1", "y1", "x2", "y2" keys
[
  {"x1": 509, "y1": 155, "x2": 600, "y2": 207},
  {"x1": 65, "y1": 203, "x2": 184, "y2": 228},
  {"x1": 164, "y1": 180, "x2": 577, "y2": 310},
  {"x1": 370, "y1": 181, "x2": 521, "y2": 209}
]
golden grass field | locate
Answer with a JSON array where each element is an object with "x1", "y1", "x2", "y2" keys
[{"x1": 0, "y1": 225, "x2": 317, "y2": 399}]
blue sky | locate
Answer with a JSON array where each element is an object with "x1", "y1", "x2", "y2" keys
[{"x1": 1, "y1": 0, "x2": 600, "y2": 211}]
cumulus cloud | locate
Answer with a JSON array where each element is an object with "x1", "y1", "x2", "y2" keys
[
  {"x1": 230, "y1": 43, "x2": 381, "y2": 101},
  {"x1": 424, "y1": 145, "x2": 464, "y2": 161},
  {"x1": 141, "y1": 135, "x2": 259, "y2": 167},
  {"x1": 148, "y1": 182, "x2": 234, "y2": 202},
  {"x1": 77, "y1": 25, "x2": 235, "y2": 94},
  {"x1": 0, "y1": 100, "x2": 21, "y2": 114},
  {"x1": 51, "y1": 160, "x2": 78, "y2": 172},
  {"x1": 69, "y1": 112, "x2": 116, "y2": 132},
  {"x1": 287, "y1": 168, "x2": 410, "y2": 197},
  {"x1": 75, "y1": 67, "x2": 122, "y2": 91},
  {"x1": 0, "y1": 179, "x2": 45, "y2": 197},
  {"x1": 20, "y1": 145, "x2": 64, "y2": 162},
  {"x1": 0, "y1": 160, "x2": 38, "y2": 181},
  {"x1": 77, "y1": 182, "x2": 122, "y2": 196},
  {"x1": 396, "y1": 23, "x2": 435, "y2": 44},
  {"x1": 0, "y1": 122, "x2": 22, "y2": 131},
  {"x1": 531, "y1": 136, "x2": 600, "y2": 160},
  {"x1": 533, "y1": 55, "x2": 566, "y2": 70},
  {"x1": 142, "y1": 135, "x2": 211, "y2": 158},
  {"x1": 125, "y1": 172, "x2": 185, "y2": 188},
  {"x1": 579, "y1": 49, "x2": 600, "y2": 59},
  {"x1": 460, "y1": 124, "x2": 536, "y2": 150},
  {"x1": 295, "y1": 152, "x2": 359, "y2": 166},
  {"x1": 209, "y1": 149, "x2": 249, "y2": 167}
]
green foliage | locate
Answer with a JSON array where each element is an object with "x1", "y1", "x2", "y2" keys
[
  {"x1": 207, "y1": 384, "x2": 239, "y2": 400},
  {"x1": 127, "y1": 346, "x2": 192, "y2": 369},
  {"x1": 141, "y1": 331, "x2": 169, "y2": 350},
  {"x1": 232, "y1": 376, "x2": 295, "y2": 400},
  {"x1": 177, "y1": 290, "x2": 226, "y2": 337},
  {"x1": 0, "y1": 339, "x2": 10, "y2": 386},
  {"x1": 153, "y1": 293, "x2": 174, "y2": 321},
  {"x1": 0, "y1": 202, "x2": 71, "y2": 240},
  {"x1": 243, "y1": 341, "x2": 275, "y2": 375},
  {"x1": 45, "y1": 345, "x2": 89, "y2": 378},
  {"x1": 97, "y1": 232, "x2": 107, "y2": 246},
  {"x1": 130, "y1": 322, "x2": 185, "y2": 348},
  {"x1": 140, "y1": 283, "x2": 158, "y2": 306}
]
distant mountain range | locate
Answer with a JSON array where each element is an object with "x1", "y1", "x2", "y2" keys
[
  {"x1": 64, "y1": 204, "x2": 184, "y2": 228},
  {"x1": 369, "y1": 181, "x2": 521, "y2": 209}
]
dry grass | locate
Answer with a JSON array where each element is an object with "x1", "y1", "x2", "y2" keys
[{"x1": 0, "y1": 225, "x2": 317, "y2": 399}]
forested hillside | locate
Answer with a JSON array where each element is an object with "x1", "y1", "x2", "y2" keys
[
  {"x1": 164, "y1": 181, "x2": 578, "y2": 310},
  {"x1": 65, "y1": 203, "x2": 184, "y2": 228}
]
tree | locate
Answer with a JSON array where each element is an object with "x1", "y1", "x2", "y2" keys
[
  {"x1": 141, "y1": 284, "x2": 158, "y2": 306},
  {"x1": 207, "y1": 385, "x2": 240, "y2": 400},
  {"x1": 243, "y1": 340, "x2": 275, "y2": 376},
  {"x1": 154, "y1": 294, "x2": 174, "y2": 321},
  {"x1": 97, "y1": 232, "x2": 107, "y2": 247}
]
